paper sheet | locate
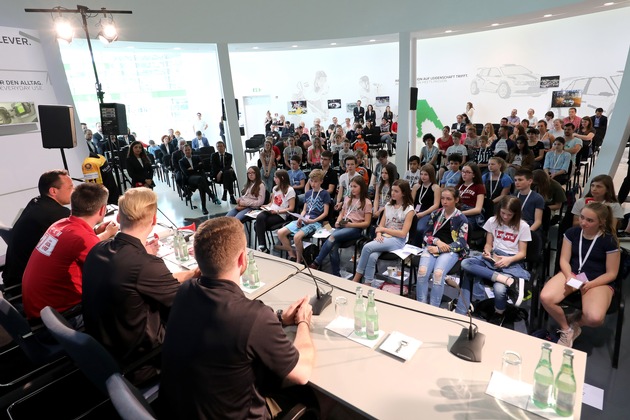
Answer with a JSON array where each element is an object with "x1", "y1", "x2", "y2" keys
[{"x1": 582, "y1": 383, "x2": 604, "y2": 410}]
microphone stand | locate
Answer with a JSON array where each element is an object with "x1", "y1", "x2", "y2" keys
[
  {"x1": 301, "y1": 255, "x2": 332, "y2": 315},
  {"x1": 449, "y1": 277, "x2": 485, "y2": 362}
]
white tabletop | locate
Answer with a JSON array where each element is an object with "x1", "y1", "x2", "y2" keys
[{"x1": 256, "y1": 265, "x2": 587, "y2": 420}]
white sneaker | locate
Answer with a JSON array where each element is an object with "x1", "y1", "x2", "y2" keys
[{"x1": 557, "y1": 327, "x2": 576, "y2": 347}]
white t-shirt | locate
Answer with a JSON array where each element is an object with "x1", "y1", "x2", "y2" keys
[
  {"x1": 338, "y1": 172, "x2": 356, "y2": 198},
  {"x1": 384, "y1": 204, "x2": 414, "y2": 231},
  {"x1": 483, "y1": 217, "x2": 532, "y2": 255},
  {"x1": 404, "y1": 170, "x2": 421, "y2": 188},
  {"x1": 571, "y1": 198, "x2": 624, "y2": 219},
  {"x1": 270, "y1": 187, "x2": 296, "y2": 219}
]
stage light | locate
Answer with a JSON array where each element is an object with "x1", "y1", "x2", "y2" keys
[
  {"x1": 54, "y1": 16, "x2": 74, "y2": 44},
  {"x1": 98, "y1": 18, "x2": 118, "y2": 44}
]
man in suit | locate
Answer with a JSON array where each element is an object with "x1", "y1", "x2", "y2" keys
[
  {"x1": 180, "y1": 145, "x2": 220, "y2": 215},
  {"x1": 591, "y1": 107, "x2": 608, "y2": 151},
  {"x1": 192, "y1": 131, "x2": 210, "y2": 150},
  {"x1": 353, "y1": 100, "x2": 365, "y2": 124},
  {"x1": 451, "y1": 114, "x2": 466, "y2": 133},
  {"x1": 211, "y1": 141, "x2": 237, "y2": 204}
]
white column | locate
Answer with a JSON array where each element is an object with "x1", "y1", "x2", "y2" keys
[
  {"x1": 395, "y1": 32, "x2": 414, "y2": 176},
  {"x1": 588, "y1": 47, "x2": 630, "y2": 184},
  {"x1": 216, "y1": 43, "x2": 246, "y2": 185}
]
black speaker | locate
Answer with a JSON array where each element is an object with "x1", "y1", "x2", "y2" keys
[
  {"x1": 221, "y1": 98, "x2": 240, "y2": 121},
  {"x1": 39, "y1": 105, "x2": 77, "y2": 149},
  {"x1": 100, "y1": 103, "x2": 128, "y2": 136},
  {"x1": 410, "y1": 87, "x2": 418, "y2": 110}
]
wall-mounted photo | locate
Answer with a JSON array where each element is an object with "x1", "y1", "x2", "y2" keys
[
  {"x1": 540, "y1": 76, "x2": 560, "y2": 89},
  {"x1": 327, "y1": 99, "x2": 341, "y2": 109},
  {"x1": 346, "y1": 102, "x2": 357, "y2": 113},
  {"x1": 375, "y1": 96, "x2": 390, "y2": 107},
  {"x1": 0, "y1": 101, "x2": 39, "y2": 136},
  {"x1": 551, "y1": 90, "x2": 582, "y2": 108},
  {"x1": 288, "y1": 100, "x2": 307, "y2": 115}
]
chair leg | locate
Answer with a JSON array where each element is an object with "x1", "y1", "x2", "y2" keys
[{"x1": 613, "y1": 301, "x2": 624, "y2": 368}]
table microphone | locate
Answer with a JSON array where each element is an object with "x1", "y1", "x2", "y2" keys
[
  {"x1": 301, "y1": 255, "x2": 332, "y2": 315},
  {"x1": 449, "y1": 278, "x2": 485, "y2": 362}
]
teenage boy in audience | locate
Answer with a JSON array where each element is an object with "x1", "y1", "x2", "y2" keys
[
  {"x1": 160, "y1": 217, "x2": 315, "y2": 419},
  {"x1": 563, "y1": 123, "x2": 583, "y2": 165},
  {"x1": 405, "y1": 155, "x2": 421, "y2": 188},
  {"x1": 277, "y1": 170, "x2": 331, "y2": 264},
  {"x1": 490, "y1": 126, "x2": 515, "y2": 158},
  {"x1": 305, "y1": 151, "x2": 338, "y2": 197},
  {"x1": 474, "y1": 135, "x2": 493, "y2": 173},
  {"x1": 370, "y1": 150, "x2": 390, "y2": 195},
  {"x1": 439, "y1": 131, "x2": 467, "y2": 179},
  {"x1": 354, "y1": 150, "x2": 370, "y2": 185},
  {"x1": 288, "y1": 155, "x2": 307, "y2": 195},
  {"x1": 338, "y1": 139, "x2": 354, "y2": 169},
  {"x1": 22, "y1": 183, "x2": 118, "y2": 324},
  {"x1": 513, "y1": 169, "x2": 544, "y2": 234},
  {"x1": 82, "y1": 188, "x2": 199, "y2": 384},
  {"x1": 335, "y1": 156, "x2": 358, "y2": 210},
  {"x1": 283, "y1": 136, "x2": 303, "y2": 168},
  {"x1": 353, "y1": 134, "x2": 368, "y2": 154},
  {"x1": 439, "y1": 154, "x2": 463, "y2": 188}
]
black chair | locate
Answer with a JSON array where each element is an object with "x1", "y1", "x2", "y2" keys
[
  {"x1": 0, "y1": 296, "x2": 67, "y2": 389},
  {"x1": 106, "y1": 373, "x2": 156, "y2": 420},
  {"x1": 198, "y1": 146, "x2": 215, "y2": 158}
]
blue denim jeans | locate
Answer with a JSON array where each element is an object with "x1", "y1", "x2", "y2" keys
[
  {"x1": 455, "y1": 250, "x2": 530, "y2": 314},
  {"x1": 227, "y1": 207, "x2": 254, "y2": 222},
  {"x1": 314, "y1": 227, "x2": 363, "y2": 276},
  {"x1": 413, "y1": 214, "x2": 431, "y2": 247},
  {"x1": 356, "y1": 236, "x2": 406, "y2": 282},
  {"x1": 416, "y1": 251, "x2": 460, "y2": 306}
]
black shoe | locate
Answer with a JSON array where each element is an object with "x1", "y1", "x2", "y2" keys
[
  {"x1": 222, "y1": 192, "x2": 227, "y2": 201},
  {"x1": 257, "y1": 245, "x2": 270, "y2": 254},
  {"x1": 230, "y1": 196, "x2": 237, "y2": 205},
  {"x1": 508, "y1": 277, "x2": 524, "y2": 307},
  {"x1": 488, "y1": 312, "x2": 505, "y2": 326},
  {"x1": 202, "y1": 208, "x2": 209, "y2": 215}
]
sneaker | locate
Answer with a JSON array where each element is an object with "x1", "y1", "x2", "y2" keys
[
  {"x1": 557, "y1": 327, "x2": 577, "y2": 347},
  {"x1": 508, "y1": 277, "x2": 525, "y2": 307},
  {"x1": 257, "y1": 245, "x2": 270, "y2": 254},
  {"x1": 487, "y1": 312, "x2": 505, "y2": 326},
  {"x1": 570, "y1": 322, "x2": 582, "y2": 343}
]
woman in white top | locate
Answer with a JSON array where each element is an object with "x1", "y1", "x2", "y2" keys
[
  {"x1": 549, "y1": 118, "x2": 565, "y2": 139},
  {"x1": 465, "y1": 102, "x2": 475, "y2": 122},
  {"x1": 227, "y1": 166, "x2": 266, "y2": 222},
  {"x1": 572, "y1": 175, "x2": 623, "y2": 229},
  {"x1": 482, "y1": 123, "x2": 497, "y2": 143},
  {"x1": 352, "y1": 180, "x2": 415, "y2": 285},
  {"x1": 255, "y1": 169, "x2": 295, "y2": 253},
  {"x1": 455, "y1": 196, "x2": 532, "y2": 323}
]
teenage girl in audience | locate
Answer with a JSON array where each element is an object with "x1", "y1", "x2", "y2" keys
[
  {"x1": 482, "y1": 157, "x2": 513, "y2": 205},
  {"x1": 574, "y1": 116, "x2": 596, "y2": 148},
  {"x1": 373, "y1": 163, "x2": 397, "y2": 219},
  {"x1": 532, "y1": 169, "x2": 566, "y2": 212},
  {"x1": 455, "y1": 196, "x2": 532, "y2": 324},
  {"x1": 437, "y1": 126, "x2": 454, "y2": 157},
  {"x1": 458, "y1": 162, "x2": 486, "y2": 231},
  {"x1": 307, "y1": 137, "x2": 324, "y2": 167},
  {"x1": 260, "y1": 139, "x2": 276, "y2": 192},
  {"x1": 412, "y1": 165, "x2": 441, "y2": 244},
  {"x1": 482, "y1": 123, "x2": 497, "y2": 143},
  {"x1": 571, "y1": 175, "x2": 623, "y2": 229},
  {"x1": 310, "y1": 176, "x2": 372, "y2": 276},
  {"x1": 255, "y1": 169, "x2": 295, "y2": 253},
  {"x1": 352, "y1": 180, "x2": 415, "y2": 285},
  {"x1": 506, "y1": 136, "x2": 535, "y2": 178},
  {"x1": 416, "y1": 187, "x2": 469, "y2": 306},
  {"x1": 227, "y1": 166, "x2": 266, "y2": 222},
  {"x1": 527, "y1": 128, "x2": 546, "y2": 169},
  {"x1": 541, "y1": 203, "x2": 620, "y2": 347}
]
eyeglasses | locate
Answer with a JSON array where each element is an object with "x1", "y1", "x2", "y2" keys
[{"x1": 461, "y1": 170, "x2": 474, "y2": 174}]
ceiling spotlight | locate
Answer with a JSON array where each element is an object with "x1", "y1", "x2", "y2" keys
[
  {"x1": 252, "y1": 46, "x2": 259, "y2": 49},
  {"x1": 369, "y1": 39, "x2": 376, "y2": 42},
  {"x1": 291, "y1": 45, "x2": 298, "y2": 48},
  {"x1": 330, "y1": 42, "x2": 337, "y2": 46},
  {"x1": 604, "y1": 2, "x2": 615, "y2": 5},
  {"x1": 543, "y1": 14, "x2": 553, "y2": 17},
  {"x1": 491, "y1": 23, "x2": 500, "y2": 27},
  {"x1": 54, "y1": 16, "x2": 74, "y2": 44},
  {"x1": 444, "y1": 30, "x2": 453, "y2": 33},
  {"x1": 98, "y1": 18, "x2": 118, "y2": 44}
]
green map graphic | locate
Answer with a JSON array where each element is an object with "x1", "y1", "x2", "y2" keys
[{"x1": 415, "y1": 99, "x2": 443, "y2": 139}]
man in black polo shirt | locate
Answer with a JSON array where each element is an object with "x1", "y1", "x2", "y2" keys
[
  {"x1": 82, "y1": 187, "x2": 198, "y2": 384},
  {"x1": 161, "y1": 217, "x2": 315, "y2": 419},
  {"x1": 3, "y1": 170, "x2": 73, "y2": 289}
]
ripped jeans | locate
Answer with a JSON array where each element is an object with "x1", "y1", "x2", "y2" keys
[{"x1": 415, "y1": 251, "x2": 460, "y2": 306}]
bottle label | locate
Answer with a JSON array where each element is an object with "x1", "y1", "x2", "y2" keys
[
  {"x1": 555, "y1": 390, "x2": 575, "y2": 415},
  {"x1": 532, "y1": 382, "x2": 551, "y2": 406}
]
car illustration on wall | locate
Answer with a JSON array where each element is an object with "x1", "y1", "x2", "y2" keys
[
  {"x1": 557, "y1": 72, "x2": 622, "y2": 117},
  {"x1": 470, "y1": 64, "x2": 547, "y2": 99}
]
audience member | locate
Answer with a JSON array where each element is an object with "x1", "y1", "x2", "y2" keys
[
  {"x1": 191, "y1": 131, "x2": 210, "y2": 150},
  {"x1": 563, "y1": 123, "x2": 583, "y2": 165},
  {"x1": 260, "y1": 139, "x2": 277, "y2": 192},
  {"x1": 404, "y1": 155, "x2": 421, "y2": 188},
  {"x1": 126, "y1": 141, "x2": 154, "y2": 188},
  {"x1": 571, "y1": 175, "x2": 623, "y2": 229},
  {"x1": 543, "y1": 137, "x2": 571, "y2": 185},
  {"x1": 255, "y1": 170, "x2": 296, "y2": 254},
  {"x1": 439, "y1": 153, "x2": 463, "y2": 189},
  {"x1": 227, "y1": 166, "x2": 266, "y2": 222},
  {"x1": 211, "y1": 141, "x2": 237, "y2": 204},
  {"x1": 412, "y1": 165, "x2": 441, "y2": 245},
  {"x1": 482, "y1": 157, "x2": 513, "y2": 204},
  {"x1": 563, "y1": 107, "x2": 581, "y2": 128},
  {"x1": 473, "y1": 135, "x2": 493, "y2": 172},
  {"x1": 513, "y1": 169, "x2": 545, "y2": 233},
  {"x1": 288, "y1": 155, "x2": 306, "y2": 195},
  {"x1": 506, "y1": 136, "x2": 535, "y2": 178},
  {"x1": 180, "y1": 145, "x2": 221, "y2": 214},
  {"x1": 457, "y1": 162, "x2": 486, "y2": 231},
  {"x1": 419, "y1": 133, "x2": 439, "y2": 169},
  {"x1": 373, "y1": 163, "x2": 397, "y2": 220},
  {"x1": 532, "y1": 169, "x2": 566, "y2": 212}
]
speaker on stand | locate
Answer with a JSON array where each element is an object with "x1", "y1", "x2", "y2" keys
[
  {"x1": 100, "y1": 103, "x2": 130, "y2": 195},
  {"x1": 38, "y1": 105, "x2": 78, "y2": 172}
]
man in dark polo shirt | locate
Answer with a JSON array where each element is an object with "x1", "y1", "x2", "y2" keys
[
  {"x1": 82, "y1": 187, "x2": 199, "y2": 383},
  {"x1": 3, "y1": 170, "x2": 73, "y2": 289},
  {"x1": 304, "y1": 150, "x2": 338, "y2": 196},
  {"x1": 161, "y1": 217, "x2": 315, "y2": 419}
]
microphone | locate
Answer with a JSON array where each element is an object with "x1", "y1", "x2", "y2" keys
[
  {"x1": 301, "y1": 255, "x2": 332, "y2": 316},
  {"x1": 156, "y1": 206, "x2": 179, "y2": 230},
  {"x1": 448, "y1": 277, "x2": 485, "y2": 362}
]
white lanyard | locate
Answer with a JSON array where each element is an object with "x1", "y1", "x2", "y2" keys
[
  {"x1": 307, "y1": 189, "x2": 322, "y2": 214},
  {"x1": 432, "y1": 209, "x2": 454, "y2": 236},
  {"x1": 417, "y1": 185, "x2": 429, "y2": 204},
  {"x1": 344, "y1": 197, "x2": 360, "y2": 219},
  {"x1": 578, "y1": 230, "x2": 601, "y2": 273},
  {"x1": 459, "y1": 183, "x2": 473, "y2": 196},
  {"x1": 489, "y1": 173, "x2": 500, "y2": 197},
  {"x1": 553, "y1": 152, "x2": 562, "y2": 170},
  {"x1": 518, "y1": 191, "x2": 531, "y2": 210},
  {"x1": 425, "y1": 147, "x2": 436, "y2": 161}
]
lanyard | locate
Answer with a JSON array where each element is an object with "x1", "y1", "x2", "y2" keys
[
  {"x1": 432, "y1": 209, "x2": 455, "y2": 236},
  {"x1": 578, "y1": 230, "x2": 601, "y2": 273},
  {"x1": 459, "y1": 183, "x2": 473, "y2": 196},
  {"x1": 553, "y1": 152, "x2": 562, "y2": 170},
  {"x1": 517, "y1": 191, "x2": 531, "y2": 210},
  {"x1": 417, "y1": 185, "x2": 429, "y2": 204},
  {"x1": 488, "y1": 173, "x2": 500, "y2": 197},
  {"x1": 307, "y1": 189, "x2": 322, "y2": 214},
  {"x1": 344, "y1": 197, "x2": 360, "y2": 219}
]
